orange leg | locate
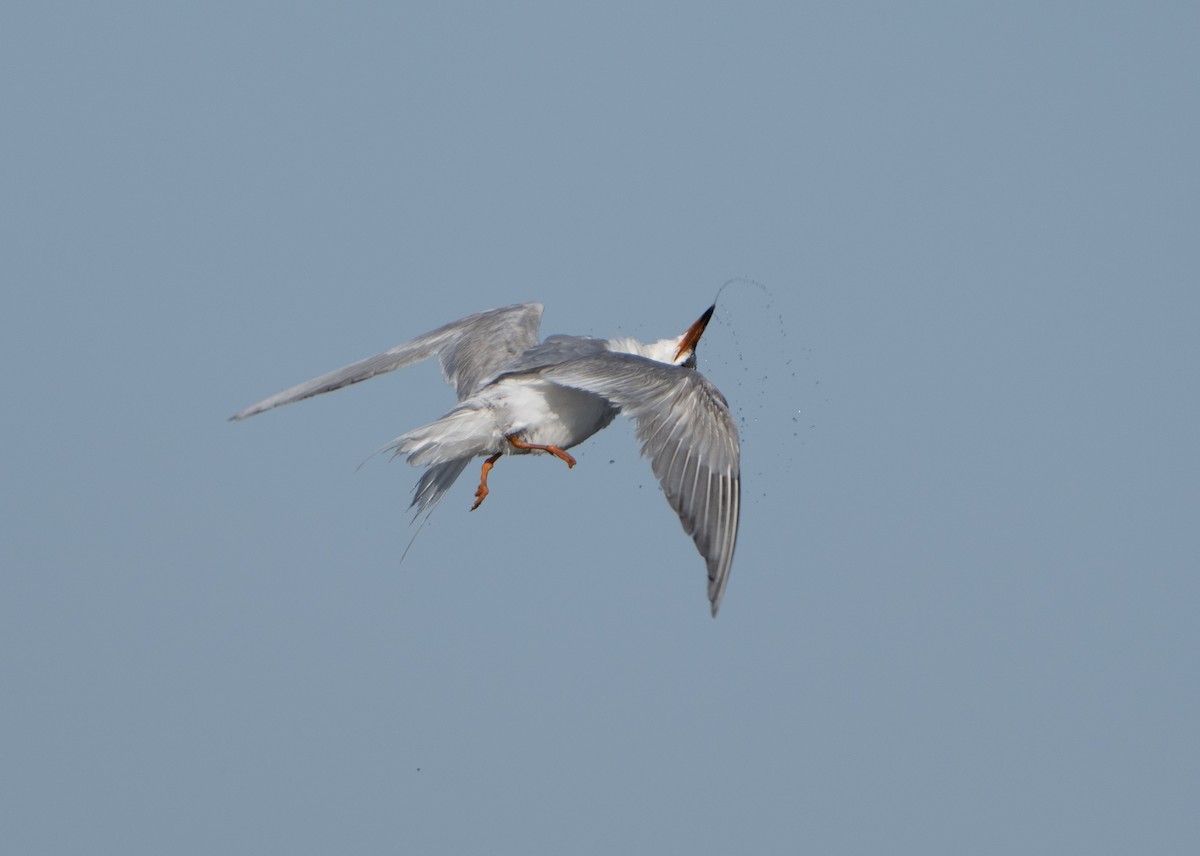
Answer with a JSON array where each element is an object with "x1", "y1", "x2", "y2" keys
[
  {"x1": 506, "y1": 434, "x2": 576, "y2": 468},
  {"x1": 470, "y1": 452, "x2": 503, "y2": 511}
]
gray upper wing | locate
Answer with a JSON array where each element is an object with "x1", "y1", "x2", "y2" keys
[
  {"x1": 487, "y1": 334, "x2": 611, "y2": 379},
  {"x1": 533, "y1": 353, "x2": 741, "y2": 616},
  {"x1": 230, "y1": 303, "x2": 543, "y2": 420}
]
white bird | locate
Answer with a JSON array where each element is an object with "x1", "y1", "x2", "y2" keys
[{"x1": 231, "y1": 302, "x2": 740, "y2": 615}]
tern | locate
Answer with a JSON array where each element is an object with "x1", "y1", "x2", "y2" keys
[{"x1": 231, "y1": 302, "x2": 740, "y2": 615}]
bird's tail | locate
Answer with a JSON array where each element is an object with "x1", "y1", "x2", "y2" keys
[
  {"x1": 386, "y1": 403, "x2": 501, "y2": 467},
  {"x1": 395, "y1": 458, "x2": 472, "y2": 568},
  {"x1": 409, "y1": 458, "x2": 471, "y2": 516}
]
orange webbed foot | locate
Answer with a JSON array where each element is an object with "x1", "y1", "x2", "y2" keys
[
  {"x1": 506, "y1": 434, "x2": 576, "y2": 468},
  {"x1": 470, "y1": 452, "x2": 502, "y2": 511}
]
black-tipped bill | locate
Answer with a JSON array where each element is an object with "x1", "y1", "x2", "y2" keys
[{"x1": 675, "y1": 304, "x2": 716, "y2": 362}]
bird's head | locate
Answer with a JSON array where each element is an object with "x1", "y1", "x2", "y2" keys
[{"x1": 607, "y1": 305, "x2": 716, "y2": 367}]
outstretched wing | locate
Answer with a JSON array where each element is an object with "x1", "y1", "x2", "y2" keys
[
  {"x1": 534, "y1": 353, "x2": 741, "y2": 617},
  {"x1": 230, "y1": 303, "x2": 543, "y2": 420}
]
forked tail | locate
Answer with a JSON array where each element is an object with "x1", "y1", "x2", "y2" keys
[
  {"x1": 409, "y1": 459, "x2": 471, "y2": 516},
  {"x1": 396, "y1": 458, "x2": 472, "y2": 569}
]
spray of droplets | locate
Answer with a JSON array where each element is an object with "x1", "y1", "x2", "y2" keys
[{"x1": 707, "y1": 278, "x2": 815, "y2": 499}]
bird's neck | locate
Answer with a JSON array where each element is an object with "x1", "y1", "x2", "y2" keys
[{"x1": 606, "y1": 336, "x2": 683, "y2": 365}]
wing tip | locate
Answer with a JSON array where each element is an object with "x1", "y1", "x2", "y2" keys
[
  {"x1": 229, "y1": 405, "x2": 261, "y2": 422},
  {"x1": 708, "y1": 573, "x2": 728, "y2": 618}
]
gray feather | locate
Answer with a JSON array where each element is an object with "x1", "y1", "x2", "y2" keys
[
  {"x1": 409, "y1": 459, "x2": 471, "y2": 516},
  {"x1": 532, "y1": 353, "x2": 741, "y2": 616},
  {"x1": 230, "y1": 303, "x2": 543, "y2": 420}
]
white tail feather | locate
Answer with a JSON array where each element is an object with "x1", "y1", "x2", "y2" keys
[{"x1": 388, "y1": 404, "x2": 501, "y2": 467}]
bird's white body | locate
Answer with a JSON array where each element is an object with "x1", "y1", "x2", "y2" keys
[
  {"x1": 397, "y1": 378, "x2": 617, "y2": 466},
  {"x1": 231, "y1": 302, "x2": 740, "y2": 615}
]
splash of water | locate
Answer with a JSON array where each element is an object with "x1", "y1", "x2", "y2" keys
[
  {"x1": 705, "y1": 277, "x2": 809, "y2": 488},
  {"x1": 712, "y1": 276, "x2": 774, "y2": 308}
]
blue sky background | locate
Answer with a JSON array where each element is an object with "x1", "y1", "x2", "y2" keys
[{"x1": 3, "y1": 2, "x2": 1198, "y2": 853}]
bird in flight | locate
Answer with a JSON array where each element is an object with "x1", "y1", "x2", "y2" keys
[{"x1": 231, "y1": 302, "x2": 740, "y2": 615}]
